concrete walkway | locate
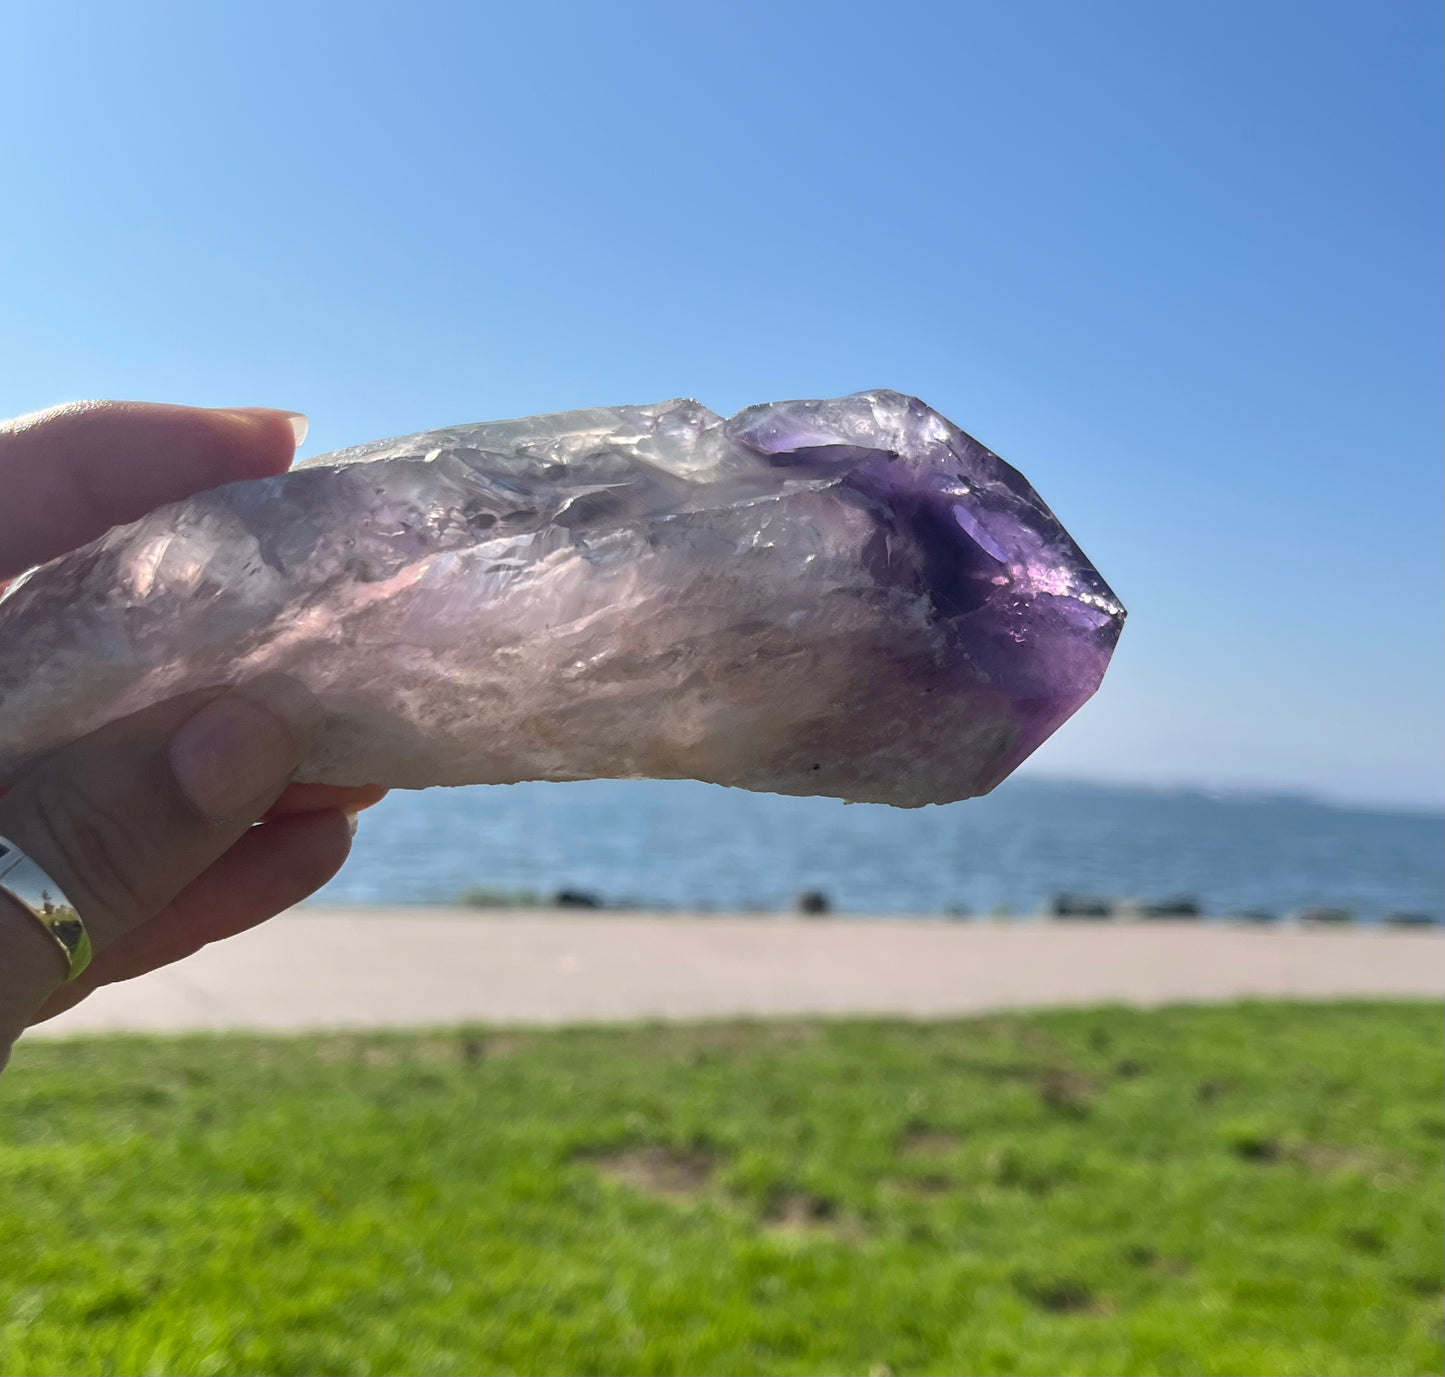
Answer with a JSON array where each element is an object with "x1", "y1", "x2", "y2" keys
[{"x1": 25, "y1": 909, "x2": 1443, "y2": 1038}]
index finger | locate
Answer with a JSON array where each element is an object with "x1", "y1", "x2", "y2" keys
[{"x1": 0, "y1": 401, "x2": 306, "y2": 577}]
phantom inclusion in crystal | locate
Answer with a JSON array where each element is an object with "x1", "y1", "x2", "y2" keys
[{"x1": 0, "y1": 392, "x2": 1124, "y2": 806}]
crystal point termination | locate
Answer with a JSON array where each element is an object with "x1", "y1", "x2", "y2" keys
[{"x1": 0, "y1": 391, "x2": 1125, "y2": 806}]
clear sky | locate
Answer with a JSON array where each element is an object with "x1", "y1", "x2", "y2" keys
[{"x1": 3, "y1": 1, "x2": 1441, "y2": 808}]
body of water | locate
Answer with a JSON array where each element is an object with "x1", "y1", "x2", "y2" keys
[{"x1": 312, "y1": 777, "x2": 1444, "y2": 921}]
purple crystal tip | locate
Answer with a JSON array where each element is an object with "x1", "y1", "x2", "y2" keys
[{"x1": 723, "y1": 392, "x2": 1125, "y2": 794}]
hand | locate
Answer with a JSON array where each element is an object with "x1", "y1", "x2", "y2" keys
[{"x1": 0, "y1": 402, "x2": 384, "y2": 1058}]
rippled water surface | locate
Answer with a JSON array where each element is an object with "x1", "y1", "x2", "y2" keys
[{"x1": 312, "y1": 778, "x2": 1444, "y2": 921}]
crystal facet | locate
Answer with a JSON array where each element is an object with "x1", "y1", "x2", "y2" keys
[{"x1": 0, "y1": 392, "x2": 1124, "y2": 806}]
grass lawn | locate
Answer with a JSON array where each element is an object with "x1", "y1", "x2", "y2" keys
[{"x1": 0, "y1": 1000, "x2": 1440, "y2": 1376}]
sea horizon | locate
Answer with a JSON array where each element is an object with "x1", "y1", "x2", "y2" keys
[{"x1": 314, "y1": 774, "x2": 1445, "y2": 923}]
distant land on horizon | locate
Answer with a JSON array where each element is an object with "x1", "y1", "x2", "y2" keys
[{"x1": 1008, "y1": 772, "x2": 1445, "y2": 821}]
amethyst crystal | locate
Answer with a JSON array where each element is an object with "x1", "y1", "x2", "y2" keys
[{"x1": 0, "y1": 392, "x2": 1124, "y2": 806}]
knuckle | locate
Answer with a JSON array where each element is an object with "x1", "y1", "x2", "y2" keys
[{"x1": 23, "y1": 771, "x2": 151, "y2": 926}]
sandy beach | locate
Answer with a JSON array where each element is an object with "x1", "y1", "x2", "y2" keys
[{"x1": 25, "y1": 909, "x2": 1443, "y2": 1038}]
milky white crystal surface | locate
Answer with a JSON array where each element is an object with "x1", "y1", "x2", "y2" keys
[{"x1": 0, "y1": 392, "x2": 1124, "y2": 806}]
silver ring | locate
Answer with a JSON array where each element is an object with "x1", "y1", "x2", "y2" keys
[{"x1": 0, "y1": 834, "x2": 92, "y2": 981}]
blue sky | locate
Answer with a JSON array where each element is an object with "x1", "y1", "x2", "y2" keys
[{"x1": 3, "y1": 1, "x2": 1440, "y2": 808}]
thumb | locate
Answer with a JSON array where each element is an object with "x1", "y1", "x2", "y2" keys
[{"x1": 0, "y1": 682, "x2": 307, "y2": 1011}]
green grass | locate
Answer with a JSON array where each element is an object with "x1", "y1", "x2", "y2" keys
[{"x1": 1, "y1": 1001, "x2": 1440, "y2": 1376}]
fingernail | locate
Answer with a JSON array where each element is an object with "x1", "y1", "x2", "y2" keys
[
  {"x1": 219, "y1": 407, "x2": 308, "y2": 449},
  {"x1": 344, "y1": 810, "x2": 360, "y2": 838},
  {"x1": 168, "y1": 691, "x2": 304, "y2": 824}
]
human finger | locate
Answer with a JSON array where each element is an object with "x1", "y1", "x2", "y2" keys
[
  {"x1": 266, "y1": 781, "x2": 389, "y2": 818},
  {"x1": 0, "y1": 401, "x2": 305, "y2": 577},
  {"x1": 31, "y1": 808, "x2": 353, "y2": 1022},
  {"x1": 0, "y1": 681, "x2": 308, "y2": 1016}
]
